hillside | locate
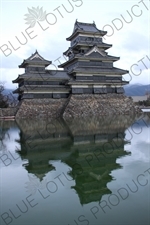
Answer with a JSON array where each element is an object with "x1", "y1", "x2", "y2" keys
[
  {"x1": 123, "y1": 84, "x2": 150, "y2": 96},
  {"x1": 2, "y1": 89, "x2": 15, "y2": 95}
]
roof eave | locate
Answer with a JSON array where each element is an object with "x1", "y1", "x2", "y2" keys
[
  {"x1": 12, "y1": 80, "x2": 18, "y2": 83},
  {"x1": 13, "y1": 88, "x2": 22, "y2": 94},
  {"x1": 58, "y1": 57, "x2": 77, "y2": 68},
  {"x1": 73, "y1": 42, "x2": 112, "y2": 49},
  {"x1": 123, "y1": 81, "x2": 129, "y2": 84},
  {"x1": 18, "y1": 60, "x2": 51, "y2": 68},
  {"x1": 68, "y1": 69, "x2": 129, "y2": 75},
  {"x1": 63, "y1": 47, "x2": 72, "y2": 55},
  {"x1": 66, "y1": 30, "x2": 107, "y2": 41},
  {"x1": 12, "y1": 76, "x2": 23, "y2": 83}
]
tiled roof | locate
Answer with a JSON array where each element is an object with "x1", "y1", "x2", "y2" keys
[
  {"x1": 12, "y1": 70, "x2": 70, "y2": 83},
  {"x1": 59, "y1": 53, "x2": 120, "y2": 68},
  {"x1": 69, "y1": 67, "x2": 128, "y2": 74},
  {"x1": 72, "y1": 41, "x2": 112, "y2": 49},
  {"x1": 68, "y1": 80, "x2": 128, "y2": 85},
  {"x1": 66, "y1": 21, "x2": 107, "y2": 40},
  {"x1": 74, "y1": 21, "x2": 100, "y2": 33},
  {"x1": 19, "y1": 50, "x2": 51, "y2": 68}
]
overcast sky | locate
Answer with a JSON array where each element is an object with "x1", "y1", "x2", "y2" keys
[{"x1": 0, "y1": 0, "x2": 150, "y2": 89}]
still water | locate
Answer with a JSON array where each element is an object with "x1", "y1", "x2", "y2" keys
[{"x1": 0, "y1": 114, "x2": 150, "y2": 225}]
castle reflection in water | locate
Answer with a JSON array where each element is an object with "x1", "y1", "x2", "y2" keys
[{"x1": 3, "y1": 115, "x2": 138, "y2": 205}]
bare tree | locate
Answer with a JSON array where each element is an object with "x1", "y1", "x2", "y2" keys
[
  {"x1": 7, "y1": 92, "x2": 18, "y2": 107},
  {"x1": 0, "y1": 121, "x2": 10, "y2": 151},
  {"x1": 0, "y1": 84, "x2": 18, "y2": 108},
  {"x1": 0, "y1": 85, "x2": 9, "y2": 108}
]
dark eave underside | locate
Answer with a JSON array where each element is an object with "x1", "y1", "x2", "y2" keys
[
  {"x1": 68, "y1": 67, "x2": 129, "y2": 75},
  {"x1": 12, "y1": 71, "x2": 70, "y2": 83},
  {"x1": 13, "y1": 86, "x2": 70, "y2": 93},
  {"x1": 59, "y1": 56, "x2": 120, "y2": 68},
  {"x1": 19, "y1": 60, "x2": 51, "y2": 68},
  {"x1": 72, "y1": 42, "x2": 112, "y2": 49},
  {"x1": 68, "y1": 80, "x2": 129, "y2": 85},
  {"x1": 66, "y1": 30, "x2": 107, "y2": 41}
]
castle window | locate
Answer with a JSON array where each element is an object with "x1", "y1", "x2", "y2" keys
[
  {"x1": 85, "y1": 37, "x2": 94, "y2": 44},
  {"x1": 79, "y1": 49, "x2": 84, "y2": 53}
]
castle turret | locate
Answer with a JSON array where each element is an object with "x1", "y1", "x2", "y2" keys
[
  {"x1": 59, "y1": 21, "x2": 128, "y2": 94},
  {"x1": 12, "y1": 50, "x2": 70, "y2": 100}
]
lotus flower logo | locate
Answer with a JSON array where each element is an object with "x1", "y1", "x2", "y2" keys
[{"x1": 24, "y1": 7, "x2": 47, "y2": 28}]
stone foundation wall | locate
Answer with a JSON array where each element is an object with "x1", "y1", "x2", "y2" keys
[
  {"x1": 0, "y1": 108, "x2": 17, "y2": 118},
  {"x1": 9, "y1": 94, "x2": 141, "y2": 119},
  {"x1": 63, "y1": 94, "x2": 141, "y2": 118},
  {"x1": 15, "y1": 98, "x2": 69, "y2": 118}
]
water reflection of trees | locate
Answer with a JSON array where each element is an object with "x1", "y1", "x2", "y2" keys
[
  {"x1": 0, "y1": 120, "x2": 15, "y2": 151},
  {"x1": 16, "y1": 115, "x2": 135, "y2": 204}
]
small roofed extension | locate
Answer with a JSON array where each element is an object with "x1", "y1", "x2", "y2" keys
[
  {"x1": 59, "y1": 20, "x2": 129, "y2": 94},
  {"x1": 12, "y1": 50, "x2": 71, "y2": 100},
  {"x1": 12, "y1": 20, "x2": 129, "y2": 102}
]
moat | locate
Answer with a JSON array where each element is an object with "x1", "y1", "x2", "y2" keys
[{"x1": 0, "y1": 113, "x2": 150, "y2": 225}]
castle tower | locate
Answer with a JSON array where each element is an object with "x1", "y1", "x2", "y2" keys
[
  {"x1": 12, "y1": 21, "x2": 139, "y2": 118},
  {"x1": 59, "y1": 20, "x2": 129, "y2": 94},
  {"x1": 12, "y1": 50, "x2": 70, "y2": 100}
]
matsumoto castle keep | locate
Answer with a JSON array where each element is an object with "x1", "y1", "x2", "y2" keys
[{"x1": 12, "y1": 21, "x2": 139, "y2": 118}]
